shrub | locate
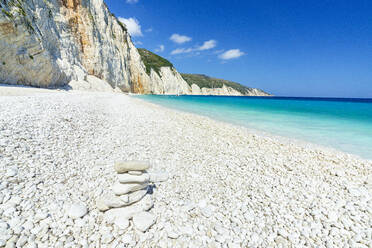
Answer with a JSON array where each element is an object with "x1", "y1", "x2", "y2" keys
[
  {"x1": 181, "y1": 73, "x2": 253, "y2": 94},
  {"x1": 137, "y1": 48, "x2": 173, "y2": 76}
]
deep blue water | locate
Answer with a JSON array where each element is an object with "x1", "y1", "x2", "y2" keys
[{"x1": 136, "y1": 95, "x2": 372, "y2": 160}]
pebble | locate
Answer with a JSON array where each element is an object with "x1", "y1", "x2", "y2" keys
[
  {"x1": 114, "y1": 217, "x2": 129, "y2": 230},
  {"x1": 102, "y1": 233, "x2": 114, "y2": 244},
  {"x1": 180, "y1": 225, "x2": 194, "y2": 236},
  {"x1": 5, "y1": 168, "x2": 17, "y2": 178},
  {"x1": 8, "y1": 218, "x2": 21, "y2": 228},
  {"x1": 96, "y1": 199, "x2": 110, "y2": 212},
  {"x1": 133, "y1": 212, "x2": 156, "y2": 232},
  {"x1": 35, "y1": 212, "x2": 49, "y2": 222},
  {"x1": 0, "y1": 222, "x2": 9, "y2": 230},
  {"x1": 228, "y1": 242, "x2": 240, "y2": 248},
  {"x1": 5, "y1": 236, "x2": 17, "y2": 248},
  {"x1": 121, "y1": 234, "x2": 135, "y2": 245},
  {"x1": 15, "y1": 235, "x2": 27, "y2": 247},
  {"x1": 149, "y1": 172, "x2": 169, "y2": 183},
  {"x1": 12, "y1": 226, "x2": 24, "y2": 235},
  {"x1": 67, "y1": 204, "x2": 88, "y2": 219},
  {"x1": 201, "y1": 206, "x2": 214, "y2": 218},
  {"x1": 167, "y1": 230, "x2": 179, "y2": 239},
  {"x1": 327, "y1": 211, "x2": 338, "y2": 222},
  {"x1": 275, "y1": 235, "x2": 290, "y2": 247},
  {"x1": 0, "y1": 182, "x2": 7, "y2": 191},
  {"x1": 28, "y1": 243, "x2": 37, "y2": 248}
]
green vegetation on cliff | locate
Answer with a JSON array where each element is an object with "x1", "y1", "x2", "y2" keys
[
  {"x1": 181, "y1": 73, "x2": 255, "y2": 95},
  {"x1": 137, "y1": 48, "x2": 269, "y2": 95},
  {"x1": 137, "y1": 48, "x2": 173, "y2": 75}
]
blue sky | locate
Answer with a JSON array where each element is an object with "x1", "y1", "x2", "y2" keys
[{"x1": 106, "y1": 0, "x2": 372, "y2": 98}]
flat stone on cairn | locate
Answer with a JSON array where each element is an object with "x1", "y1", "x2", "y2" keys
[
  {"x1": 114, "y1": 161, "x2": 150, "y2": 173},
  {"x1": 113, "y1": 182, "x2": 148, "y2": 195},
  {"x1": 118, "y1": 173, "x2": 150, "y2": 183},
  {"x1": 97, "y1": 160, "x2": 162, "y2": 232}
]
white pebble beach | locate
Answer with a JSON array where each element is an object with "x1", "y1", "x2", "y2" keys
[{"x1": 0, "y1": 87, "x2": 371, "y2": 247}]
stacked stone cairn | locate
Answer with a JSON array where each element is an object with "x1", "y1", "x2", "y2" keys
[{"x1": 96, "y1": 161, "x2": 161, "y2": 232}]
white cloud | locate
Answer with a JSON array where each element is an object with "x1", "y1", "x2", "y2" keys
[
  {"x1": 155, "y1": 45, "x2": 165, "y2": 53},
  {"x1": 133, "y1": 41, "x2": 143, "y2": 46},
  {"x1": 170, "y1": 48, "x2": 194, "y2": 55},
  {"x1": 126, "y1": 0, "x2": 138, "y2": 4},
  {"x1": 219, "y1": 49, "x2": 244, "y2": 60},
  {"x1": 170, "y1": 34, "x2": 192, "y2": 44},
  {"x1": 197, "y1": 40, "x2": 217, "y2": 50},
  {"x1": 169, "y1": 39, "x2": 218, "y2": 56},
  {"x1": 170, "y1": 39, "x2": 217, "y2": 55},
  {"x1": 118, "y1": 17, "x2": 143, "y2": 37},
  {"x1": 145, "y1": 28, "x2": 153, "y2": 32}
]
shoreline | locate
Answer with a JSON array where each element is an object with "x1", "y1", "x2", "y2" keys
[
  {"x1": 133, "y1": 96, "x2": 371, "y2": 163},
  {"x1": 0, "y1": 90, "x2": 371, "y2": 247},
  {"x1": 1, "y1": 83, "x2": 366, "y2": 162}
]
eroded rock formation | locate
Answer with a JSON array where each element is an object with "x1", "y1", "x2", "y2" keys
[{"x1": 0, "y1": 0, "x2": 151, "y2": 92}]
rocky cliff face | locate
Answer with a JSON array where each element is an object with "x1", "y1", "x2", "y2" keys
[
  {"x1": 137, "y1": 49, "x2": 270, "y2": 96},
  {"x1": 182, "y1": 73, "x2": 270, "y2": 96},
  {"x1": 148, "y1": 67, "x2": 191, "y2": 95},
  {"x1": 192, "y1": 85, "x2": 269, "y2": 96},
  {"x1": 136, "y1": 48, "x2": 191, "y2": 95},
  {"x1": 191, "y1": 84, "x2": 246, "y2": 96},
  {"x1": 0, "y1": 0, "x2": 154, "y2": 92},
  {"x1": 0, "y1": 0, "x2": 269, "y2": 96}
]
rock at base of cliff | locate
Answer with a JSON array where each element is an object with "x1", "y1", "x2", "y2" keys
[{"x1": 68, "y1": 76, "x2": 120, "y2": 92}]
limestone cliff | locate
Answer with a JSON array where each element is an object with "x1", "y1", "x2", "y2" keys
[
  {"x1": 137, "y1": 49, "x2": 270, "y2": 96},
  {"x1": 147, "y1": 67, "x2": 191, "y2": 95},
  {"x1": 181, "y1": 73, "x2": 270, "y2": 96},
  {"x1": 0, "y1": 0, "x2": 153, "y2": 92},
  {"x1": 137, "y1": 48, "x2": 191, "y2": 94},
  {"x1": 190, "y1": 84, "x2": 243, "y2": 96},
  {"x1": 0, "y1": 0, "x2": 270, "y2": 96},
  {"x1": 190, "y1": 83, "x2": 269, "y2": 96}
]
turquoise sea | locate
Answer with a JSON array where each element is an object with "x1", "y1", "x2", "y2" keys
[{"x1": 137, "y1": 95, "x2": 372, "y2": 160}]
